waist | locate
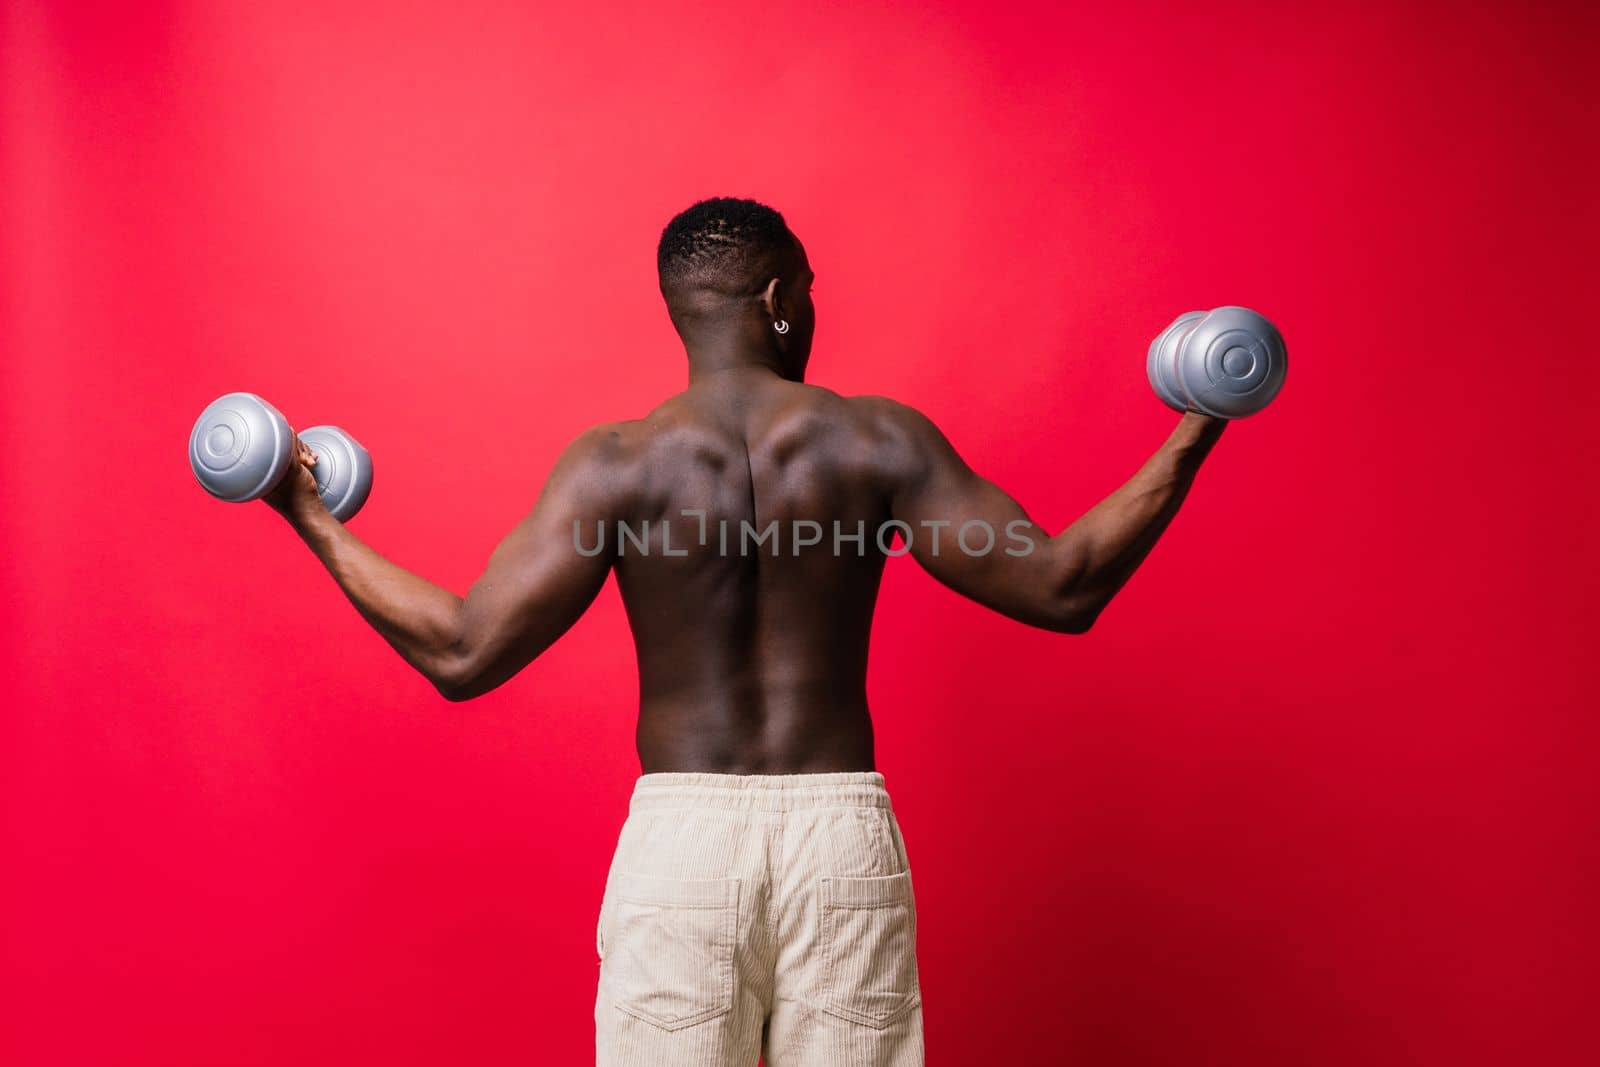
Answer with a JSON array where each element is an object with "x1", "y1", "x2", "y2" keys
[{"x1": 628, "y1": 770, "x2": 892, "y2": 813}]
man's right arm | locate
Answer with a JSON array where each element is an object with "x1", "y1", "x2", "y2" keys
[{"x1": 881, "y1": 401, "x2": 1227, "y2": 632}]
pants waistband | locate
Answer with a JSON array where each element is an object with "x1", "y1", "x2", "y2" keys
[{"x1": 629, "y1": 770, "x2": 891, "y2": 812}]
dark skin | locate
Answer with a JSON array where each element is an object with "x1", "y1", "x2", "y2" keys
[{"x1": 267, "y1": 232, "x2": 1226, "y2": 773}]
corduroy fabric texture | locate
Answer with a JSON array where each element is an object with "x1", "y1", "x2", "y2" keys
[{"x1": 594, "y1": 771, "x2": 924, "y2": 1066}]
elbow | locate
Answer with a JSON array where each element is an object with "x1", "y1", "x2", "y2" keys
[
  {"x1": 1044, "y1": 553, "x2": 1107, "y2": 633},
  {"x1": 430, "y1": 648, "x2": 484, "y2": 703},
  {"x1": 434, "y1": 680, "x2": 478, "y2": 703},
  {"x1": 1045, "y1": 586, "x2": 1109, "y2": 635},
  {"x1": 431, "y1": 647, "x2": 520, "y2": 703},
  {"x1": 1052, "y1": 611, "x2": 1097, "y2": 635},
  {"x1": 1047, "y1": 603, "x2": 1101, "y2": 634},
  {"x1": 432, "y1": 677, "x2": 478, "y2": 703}
]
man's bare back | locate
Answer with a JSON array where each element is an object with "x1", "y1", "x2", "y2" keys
[
  {"x1": 602, "y1": 372, "x2": 906, "y2": 772},
  {"x1": 265, "y1": 199, "x2": 1225, "y2": 776}
]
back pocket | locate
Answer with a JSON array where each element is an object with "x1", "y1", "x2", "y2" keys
[
  {"x1": 817, "y1": 869, "x2": 920, "y2": 1028},
  {"x1": 601, "y1": 871, "x2": 741, "y2": 1031}
]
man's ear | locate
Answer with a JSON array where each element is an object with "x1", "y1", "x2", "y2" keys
[{"x1": 761, "y1": 276, "x2": 781, "y2": 320}]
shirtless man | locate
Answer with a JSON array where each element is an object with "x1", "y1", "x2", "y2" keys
[{"x1": 263, "y1": 198, "x2": 1227, "y2": 1066}]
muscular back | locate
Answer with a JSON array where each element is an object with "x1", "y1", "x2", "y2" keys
[
  {"x1": 432, "y1": 367, "x2": 1220, "y2": 775},
  {"x1": 600, "y1": 369, "x2": 901, "y2": 772},
  {"x1": 288, "y1": 215, "x2": 1226, "y2": 767}
]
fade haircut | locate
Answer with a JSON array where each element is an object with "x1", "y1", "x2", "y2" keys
[{"x1": 657, "y1": 197, "x2": 792, "y2": 296}]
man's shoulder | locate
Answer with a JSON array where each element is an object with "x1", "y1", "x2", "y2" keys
[
  {"x1": 842, "y1": 392, "x2": 920, "y2": 419},
  {"x1": 565, "y1": 397, "x2": 727, "y2": 470},
  {"x1": 839, "y1": 393, "x2": 942, "y2": 445},
  {"x1": 564, "y1": 418, "x2": 647, "y2": 461},
  {"x1": 760, "y1": 388, "x2": 940, "y2": 459}
]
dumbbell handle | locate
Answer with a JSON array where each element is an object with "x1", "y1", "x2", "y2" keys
[
  {"x1": 189, "y1": 392, "x2": 373, "y2": 521},
  {"x1": 298, "y1": 424, "x2": 374, "y2": 521}
]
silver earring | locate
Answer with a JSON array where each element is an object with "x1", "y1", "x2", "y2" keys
[{"x1": 773, "y1": 319, "x2": 790, "y2": 334}]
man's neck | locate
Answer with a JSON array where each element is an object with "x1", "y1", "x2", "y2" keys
[{"x1": 684, "y1": 338, "x2": 792, "y2": 383}]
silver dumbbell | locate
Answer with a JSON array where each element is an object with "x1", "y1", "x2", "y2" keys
[
  {"x1": 188, "y1": 392, "x2": 373, "y2": 521},
  {"x1": 1147, "y1": 306, "x2": 1287, "y2": 418}
]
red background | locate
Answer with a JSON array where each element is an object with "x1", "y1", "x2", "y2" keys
[{"x1": 4, "y1": 1, "x2": 1596, "y2": 1063}]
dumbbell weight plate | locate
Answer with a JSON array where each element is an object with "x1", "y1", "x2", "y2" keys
[
  {"x1": 298, "y1": 425, "x2": 373, "y2": 522},
  {"x1": 188, "y1": 392, "x2": 294, "y2": 502},
  {"x1": 1147, "y1": 311, "x2": 1205, "y2": 412},
  {"x1": 1176, "y1": 306, "x2": 1287, "y2": 418}
]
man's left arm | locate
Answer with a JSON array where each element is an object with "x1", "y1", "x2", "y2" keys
[{"x1": 269, "y1": 426, "x2": 621, "y2": 701}]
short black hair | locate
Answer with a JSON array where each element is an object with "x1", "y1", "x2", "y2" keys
[{"x1": 657, "y1": 197, "x2": 792, "y2": 293}]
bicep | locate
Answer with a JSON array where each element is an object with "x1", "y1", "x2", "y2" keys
[{"x1": 451, "y1": 432, "x2": 619, "y2": 696}]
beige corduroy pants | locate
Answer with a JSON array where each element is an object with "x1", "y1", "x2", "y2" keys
[{"x1": 594, "y1": 770, "x2": 924, "y2": 1066}]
